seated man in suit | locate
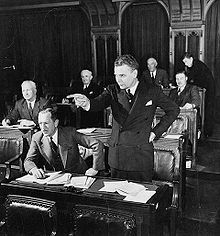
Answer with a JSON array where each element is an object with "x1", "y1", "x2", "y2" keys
[
  {"x1": 24, "y1": 108, "x2": 104, "y2": 178},
  {"x1": 2, "y1": 80, "x2": 50, "y2": 128},
  {"x1": 169, "y1": 71, "x2": 200, "y2": 109},
  {"x1": 141, "y1": 57, "x2": 170, "y2": 88}
]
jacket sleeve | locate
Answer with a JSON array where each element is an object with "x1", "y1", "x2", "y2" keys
[
  {"x1": 190, "y1": 85, "x2": 200, "y2": 108},
  {"x1": 74, "y1": 130, "x2": 105, "y2": 171},
  {"x1": 24, "y1": 134, "x2": 40, "y2": 173},
  {"x1": 162, "y1": 69, "x2": 169, "y2": 88},
  {"x1": 152, "y1": 88, "x2": 180, "y2": 138},
  {"x1": 5, "y1": 101, "x2": 20, "y2": 124}
]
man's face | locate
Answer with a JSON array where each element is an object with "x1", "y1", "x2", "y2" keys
[
  {"x1": 183, "y1": 57, "x2": 193, "y2": 67},
  {"x1": 81, "y1": 71, "x2": 92, "y2": 86},
  {"x1": 22, "y1": 83, "x2": 36, "y2": 101},
  {"x1": 38, "y1": 112, "x2": 58, "y2": 137},
  {"x1": 114, "y1": 65, "x2": 137, "y2": 90},
  {"x1": 147, "y1": 60, "x2": 157, "y2": 72},
  {"x1": 176, "y1": 73, "x2": 187, "y2": 88}
]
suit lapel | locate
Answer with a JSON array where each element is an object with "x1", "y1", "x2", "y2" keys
[
  {"x1": 57, "y1": 127, "x2": 69, "y2": 168},
  {"x1": 22, "y1": 101, "x2": 33, "y2": 119},
  {"x1": 39, "y1": 135, "x2": 54, "y2": 167},
  {"x1": 124, "y1": 81, "x2": 150, "y2": 124}
]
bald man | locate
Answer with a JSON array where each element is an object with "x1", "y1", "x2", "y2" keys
[
  {"x1": 141, "y1": 57, "x2": 170, "y2": 88},
  {"x1": 2, "y1": 80, "x2": 50, "y2": 127},
  {"x1": 68, "y1": 70, "x2": 103, "y2": 127}
]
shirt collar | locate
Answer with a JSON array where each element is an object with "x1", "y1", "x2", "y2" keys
[
  {"x1": 51, "y1": 129, "x2": 58, "y2": 146},
  {"x1": 127, "y1": 81, "x2": 139, "y2": 95},
  {"x1": 26, "y1": 99, "x2": 36, "y2": 109}
]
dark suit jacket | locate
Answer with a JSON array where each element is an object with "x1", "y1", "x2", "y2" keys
[
  {"x1": 169, "y1": 84, "x2": 200, "y2": 108},
  {"x1": 70, "y1": 81, "x2": 103, "y2": 99},
  {"x1": 89, "y1": 80, "x2": 179, "y2": 178},
  {"x1": 70, "y1": 81, "x2": 104, "y2": 127},
  {"x1": 141, "y1": 68, "x2": 169, "y2": 88},
  {"x1": 24, "y1": 126, "x2": 104, "y2": 174},
  {"x1": 6, "y1": 97, "x2": 49, "y2": 125}
]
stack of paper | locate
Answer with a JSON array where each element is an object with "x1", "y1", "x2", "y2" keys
[
  {"x1": 65, "y1": 176, "x2": 95, "y2": 189},
  {"x1": 99, "y1": 181, "x2": 156, "y2": 203},
  {"x1": 16, "y1": 172, "x2": 71, "y2": 185}
]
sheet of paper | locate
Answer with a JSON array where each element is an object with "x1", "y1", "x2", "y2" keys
[
  {"x1": 16, "y1": 171, "x2": 62, "y2": 184},
  {"x1": 65, "y1": 176, "x2": 96, "y2": 189},
  {"x1": 164, "y1": 134, "x2": 182, "y2": 139},
  {"x1": 99, "y1": 181, "x2": 128, "y2": 192},
  {"x1": 124, "y1": 190, "x2": 156, "y2": 203},
  {"x1": 77, "y1": 128, "x2": 96, "y2": 134},
  {"x1": 116, "y1": 182, "x2": 146, "y2": 196}
]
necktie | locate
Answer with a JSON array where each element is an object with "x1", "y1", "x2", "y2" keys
[
  {"x1": 177, "y1": 89, "x2": 181, "y2": 95},
  {"x1": 151, "y1": 73, "x2": 155, "y2": 84},
  {"x1": 28, "y1": 102, "x2": 33, "y2": 115},
  {"x1": 126, "y1": 89, "x2": 134, "y2": 103},
  {"x1": 50, "y1": 137, "x2": 64, "y2": 171}
]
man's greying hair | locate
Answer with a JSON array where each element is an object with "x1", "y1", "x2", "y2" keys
[
  {"x1": 114, "y1": 54, "x2": 139, "y2": 71},
  {"x1": 39, "y1": 108, "x2": 58, "y2": 121},
  {"x1": 21, "y1": 80, "x2": 37, "y2": 90}
]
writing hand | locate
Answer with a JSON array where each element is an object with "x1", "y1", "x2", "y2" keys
[{"x1": 29, "y1": 167, "x2": 46, "y2": 179}]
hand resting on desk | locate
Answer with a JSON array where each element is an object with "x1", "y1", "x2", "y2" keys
[{"x1": 30, "y1": 167, "x2": 98, "y2": 179}]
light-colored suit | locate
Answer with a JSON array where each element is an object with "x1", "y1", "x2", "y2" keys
[{"x1": 24, "y1": 126, "x2": 104, "y2": 174}]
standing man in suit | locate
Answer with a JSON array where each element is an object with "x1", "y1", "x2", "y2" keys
[
  {"x1": 182, "y1": 52, "x2": 215, "y2": 137},
  {"x1": 2, "y1": 80, "x2": 49, "y2": 127},
  {"x1": 68, "y1": 54, "x2": 179, "y2": 182},
  {"x1": 141, "y1": 57, "x2": 170, "y2": 88},
  {"x1": 24, "y1": 108, "x2": 104, "y2": 178},
  {"x1": 169, "y1": 71, "x2": 200, "y2": 109}
]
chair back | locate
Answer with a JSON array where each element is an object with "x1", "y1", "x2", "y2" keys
[
  {"x1": 5, "y1": 195, "x2": 57, "y2": 236},
  {"x1": 198, "y1": 87, "x2": 206, "y2": 137},
  {"x1": 153, "y1": 136, "x2": 187, "y2": 214},
  {"x1": 73, "y1": 204, "x2": 136, "y2": 236}
]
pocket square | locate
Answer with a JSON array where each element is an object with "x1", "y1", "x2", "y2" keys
[
  {"x1": 89, "y1": 91, "x2": 94, "y2": 94},
  {"x1": 145, "y1": 100, "x2": 152, "y2": 106}
]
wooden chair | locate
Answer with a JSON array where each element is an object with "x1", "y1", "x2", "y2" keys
[
  {"x1": 0, "y1": 135, "x2": 24, "y2": 180},
  {"x1": 3, "y1": 195, "x2": 57, "y2": 236},
  {"x1": 72, "y1": 205, "x2": 136, "y2": 236},
  {"x1": 153, "y1": 135, "x2": 187, "y2": 236},
  {"x1": 198, "y1": 87, "x2": 206, "y2": 139}
]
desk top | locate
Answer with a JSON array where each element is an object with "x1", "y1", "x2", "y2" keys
[{"x1": 1, "y1": 175, "x2": 169, "y2": 209}]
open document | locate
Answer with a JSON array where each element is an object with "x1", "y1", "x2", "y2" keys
[
  {"x1": 65, "y1": 176, "x2": 96, "y2": 189},
  {"x1": 99, "y1": 181, "x2": 156, "y2": 203},
  {"x1": 16, "y1": 172, "x2": 72, "y2": 185}
]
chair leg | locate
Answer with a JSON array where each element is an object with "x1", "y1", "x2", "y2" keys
[{"x1": 169, "y1": 208, "x2": 177, "y2": 236}]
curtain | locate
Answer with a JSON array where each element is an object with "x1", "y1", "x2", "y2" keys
[
  {"x1": 121, "y1": 3, "x2": 169, "y2": 75},
  {"x1": 205, "y1": 0, "x2": 220, "y2": 97},
  {"x1": 0, "y1": 7, "x2": 92, "y2": 94}
]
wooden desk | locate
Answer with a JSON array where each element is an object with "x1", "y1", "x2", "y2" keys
[
  {"x1": 0, "y1": 126, "x2": 33, "y2": 144},
  {"x1": 0, "y1": 176, "x2": 171, "y2": 236}
]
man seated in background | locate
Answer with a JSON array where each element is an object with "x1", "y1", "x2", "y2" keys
[
  {"x1": 68, "y1": 69, "x2": 104, "y2": 128},
  {"x1": 2, "y1": 80, "x2": 50, "y2": 128},
  {"x1": 169, "y1": 71, "x2": 200, "y2": 109},
  {"x1": 141, "y1": 57, "x2": 170, "y2": 88},
  {"x1": 24, "y1": 108, "x2": 104, "y2": 179}
]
